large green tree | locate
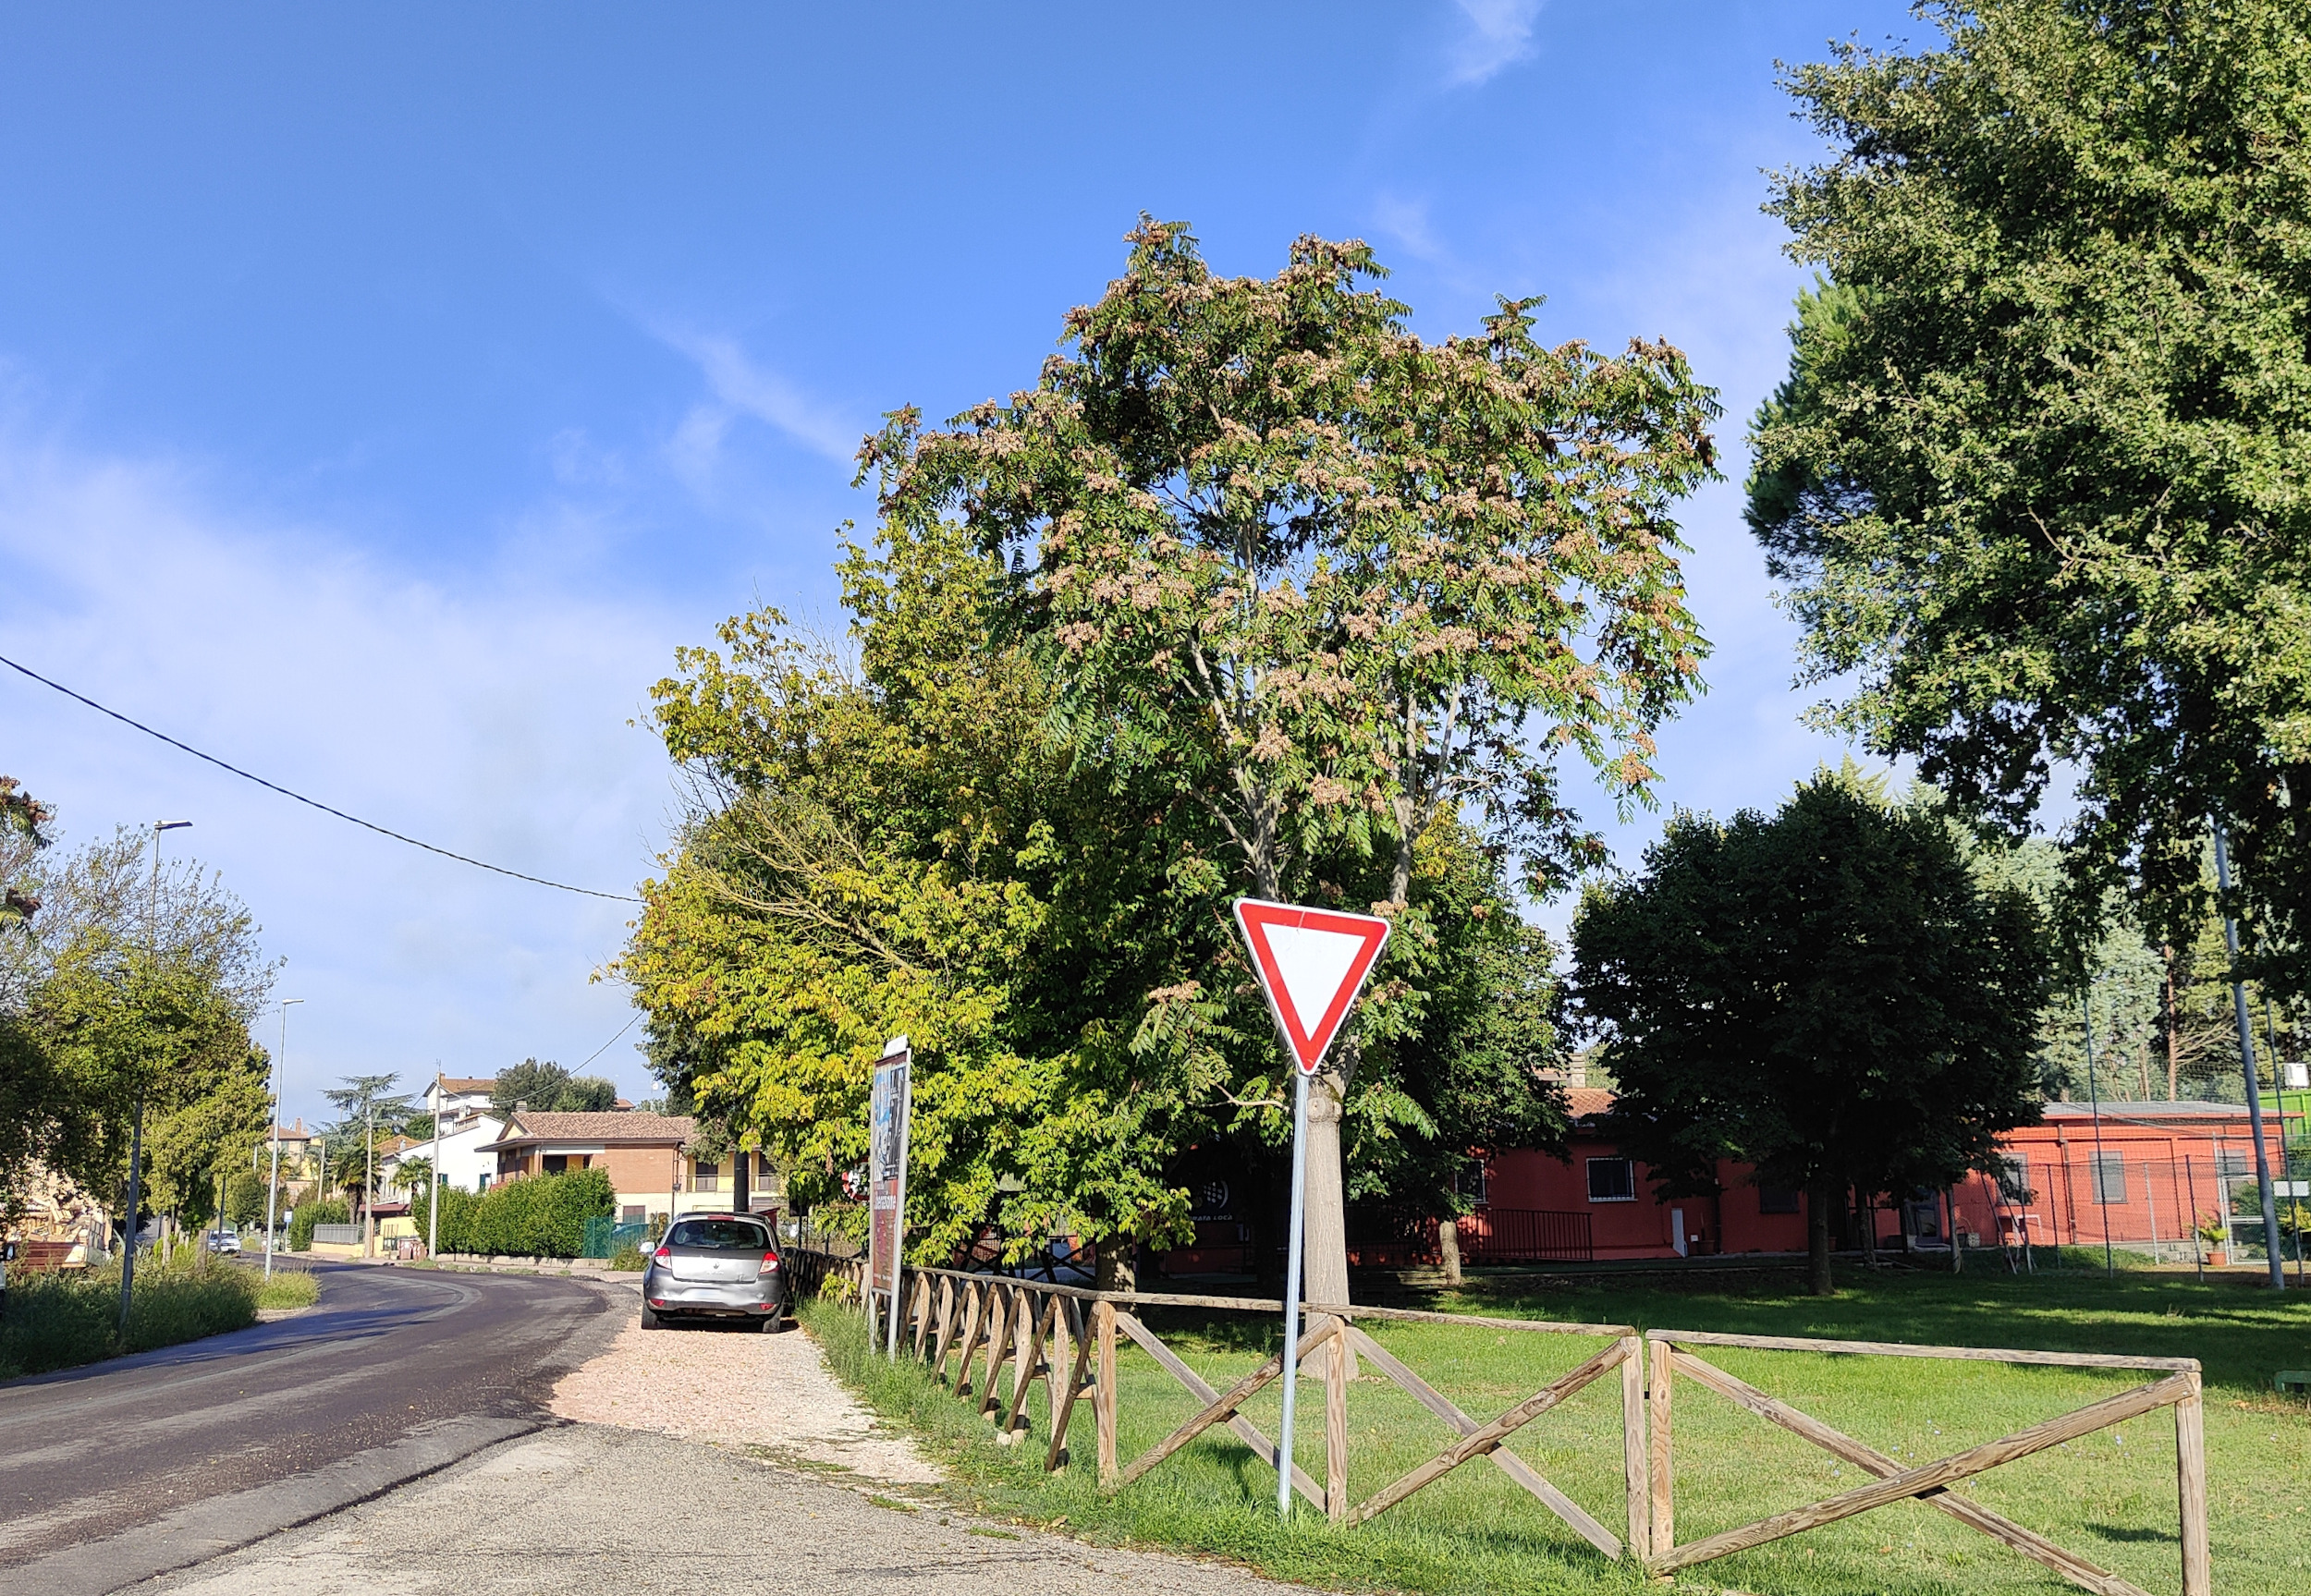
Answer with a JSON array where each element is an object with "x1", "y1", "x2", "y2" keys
[
  {"x1": 623, "y1": 523, "x2": 1205, "y2": 1274},
  {"x1": 1572, "y1": 772, "x2": 2052, "y2": 1295},
  {"x1": 1747, "y1": 0, "x2": 2311, "y2": 986},
  {"x1": 867, "y1": 219, "x2": 1718, "y2": 1303},
  {"x1": 28, "y1": 933, "x2": 262, "y2": 1230},
  {"x1": 491, "y1": 1058, "x2": 617, "y2": 1115}
]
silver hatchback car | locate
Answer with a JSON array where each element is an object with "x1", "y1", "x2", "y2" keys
[{"x1": 642, "y1": 1213, "x2": 787, "y2": 1331}]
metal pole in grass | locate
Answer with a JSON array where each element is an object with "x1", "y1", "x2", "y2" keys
[
  {"x1": 1277, "y1": 1066, "x2": 1311, "y2": 1520},
  {"x1": 2084, "y1": 989, "x2": 2115, "y2": 1277},
  {"x1": 2213, "y1": 821, "x2": 2287, "y2": 1290}
]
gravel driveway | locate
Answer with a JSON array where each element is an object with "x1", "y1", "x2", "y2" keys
[{"x1": 549, "y1": 1298, "x2": 938, "y2": 1482}]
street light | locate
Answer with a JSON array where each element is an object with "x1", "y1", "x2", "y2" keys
[
  {"x1": 263, "y1": 999, "x2": 303, "y2": 1281},
  {"x1": 120, "y1": 819, "x2": 190, "y2": 1339}
]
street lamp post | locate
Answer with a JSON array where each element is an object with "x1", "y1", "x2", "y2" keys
[
  {"x1": 263, "y1": 999, "x2": 302, "y2": 1281},
  {"x1": 118, "y1": 819, "x2": 190, "y2": 1340}
]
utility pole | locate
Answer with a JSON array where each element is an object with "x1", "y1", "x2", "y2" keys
[
  {"x1": 363, "y1": 1097, "x2": 376, "y2": 1260},
  {"x1": 119, "y1": 819, "x2": 190, "y2": 1340},
  {"x1": 2212, "y1": 822, "x2": 2286, "y2": 1290},
  {"x1": 427, "y1": 1070, "x2": 444, "y2": 1261},
  {"x1": 263, "y1": 999, "x2": 302, "y2": 1281},
  {"x1": 2083, "y1": 987, "x2": 2115, "y2": 1278}
]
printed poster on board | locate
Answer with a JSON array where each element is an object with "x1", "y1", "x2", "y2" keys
[{"x1": 868, "y1": 1049, "x2": 911, "y2": 1303}]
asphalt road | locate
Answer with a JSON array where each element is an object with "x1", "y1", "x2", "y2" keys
[{"x1": 0, "y1": 1262, "x2": 624, "y2": 1595}]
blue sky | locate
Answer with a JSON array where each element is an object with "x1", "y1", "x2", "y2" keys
[{"x1": 0, "y1": 2, "x2": 1918, "y2": 1127}]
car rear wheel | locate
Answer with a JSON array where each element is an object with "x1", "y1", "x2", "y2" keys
[{"x1": 640, "y1": 1307, "x2": 665, "y2": 1330}]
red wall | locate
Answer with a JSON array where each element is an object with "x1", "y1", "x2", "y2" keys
[{"x1": 1483, "y1": 1139, "x2": 1809, "y2": 1260}]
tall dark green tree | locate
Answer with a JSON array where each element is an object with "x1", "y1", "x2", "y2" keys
[
  {"x1": 1747, "y1": 1, "x2": 2311, "y2": 982},
  {"x1": 1571, "y1": 773, "x2": 2052, "y2": 1295},
  {"x1": 491, "y1": 1058, "x2": 616, "y2": 1115}
]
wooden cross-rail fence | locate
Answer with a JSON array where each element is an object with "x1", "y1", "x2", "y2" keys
[{"x1": 792, "y1": 1249, "x2": 2210, "y2": 1594}]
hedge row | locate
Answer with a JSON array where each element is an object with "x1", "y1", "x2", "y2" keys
[
  {"x1": 288, "y1": 1199, "x2": 350, "y2": 1251},
  {"x1": 413, "y1": 1167, "x2": 615, "y2": 1259}
]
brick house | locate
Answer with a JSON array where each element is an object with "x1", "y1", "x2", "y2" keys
[{"x1": 487, "y1": 1111, "x2": 711, "y2": 1224}]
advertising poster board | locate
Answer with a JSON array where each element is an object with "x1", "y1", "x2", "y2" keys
[{"x1": 867, "y1": 1039, "x2": 911, "y2": 1353}]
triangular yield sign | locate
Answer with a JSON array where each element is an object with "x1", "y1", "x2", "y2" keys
[{"x1": 1233, "y1": 898, "x2": 1391, "y2": 1075}]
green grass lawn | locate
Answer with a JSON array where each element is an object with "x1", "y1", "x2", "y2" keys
[{"x1": 805, "y1": 1265, "x2": 2311, "y2": 1596}]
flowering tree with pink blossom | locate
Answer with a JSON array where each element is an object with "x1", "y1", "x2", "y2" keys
[{"x1": 862, "y1": 219, "x2": 1721, "y2": 1303}]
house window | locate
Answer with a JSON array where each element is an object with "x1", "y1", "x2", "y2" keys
[
  {"x1": 2091, "y1": 1152, "x2": 2127, "y2": 1205},
  {"x1": 1997, "y1": 1157, "x2": 2032, "y2": 1204},
  {"x1": 1586, "y1": 1157, "x2": 1635, "y2": 1201},
  {"x1": 756, "y1": 1151, "x2": 776, "y2": 1181},
  {"x1": 693, "y1": 1158, "x2": 720, "y2": 1193},
  {"x1": 1758, "y1": 1187, "x2": 1801, "y2": 1214},
  {"x1": 620, "y1": 1205, "x2": 644, "y2": 1222}
]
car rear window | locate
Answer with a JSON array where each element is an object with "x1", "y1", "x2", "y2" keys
[{"x1": 666, "y1": 1219, "x2": 771, "y2": 1250}]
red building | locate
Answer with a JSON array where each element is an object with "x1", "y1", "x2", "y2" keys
[{"x1": 1469, "y1": 1090, "x2": 2298, "y2": 1264}]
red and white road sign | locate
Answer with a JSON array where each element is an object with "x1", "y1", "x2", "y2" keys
[{"x1": 1233, "y1": 898, "x2": 1391, "y2": 1075}]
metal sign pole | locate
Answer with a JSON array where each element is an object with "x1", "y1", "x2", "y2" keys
[{"x1": 1276, "y1": 1067, "x2": 1311, "y2": 1519}]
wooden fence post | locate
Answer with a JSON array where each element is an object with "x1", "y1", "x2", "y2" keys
[
  {"x1": 2176, "y1": 1371, "x2": 2210, "y2": 1596},
  {"x1": 980, "y1": 1285, "x2": 1016, "y2": 1417},
  {"x1": 1095, "y1": 1298, "x2": 1119, "y2": 1487},
  {"x1": 1647, "y1": 1335, "x2": 1675, "y2": 1558},
  {"x1": 1620, "y1": 1334, "x2": 1646, "y2": 1558},
  {"x1": 1326, "y1": 1323, "x2": 1351, "y2": 1523}
]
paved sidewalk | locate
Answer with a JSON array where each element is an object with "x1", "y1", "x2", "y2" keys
[
  {"x1": 147, "y1": 1424, "x2": 1294, "y2": 1596},
  {"x1": 548, "y1": 1316, "x2": 937, "y2": 1480}
]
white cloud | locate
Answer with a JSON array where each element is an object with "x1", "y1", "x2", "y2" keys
[
  {"x1": 654, "y1": 326, "x2": 863, "y2": 471},
  {"x1": 0, "y1": 433, "x2": 685, "y2": 1125},
  {"x1": 1447, "y1": 0, "x2": 1544, "y2": 87},
  {"x1": 1371, "y1": 193, "x2": 1448, "y2": 265}
]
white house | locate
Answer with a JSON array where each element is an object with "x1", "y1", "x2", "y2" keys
[
  {"x1": 420, "y1": 1073, "x2": 506, "y2": 1195},
  {"x1": 425, "y1": 1075, "x2": 495, "y2": 1122}
]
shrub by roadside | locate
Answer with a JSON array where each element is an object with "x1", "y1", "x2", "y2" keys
[
  {"x1": 413, "y1": 1166, "x2": 614, "y2": 1259},
  {"x1": 289, "y1": 1199, "x2": 349, "y2": 1251},
  {"x1": 255, "y1": 1267, "x2": 321, "y2": 1310},
  {"x1": 0, "y1": 1251, "x2": 294, "y2": 1380}
]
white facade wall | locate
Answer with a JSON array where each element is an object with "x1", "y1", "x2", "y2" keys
[{"x1": 431, "y1": 1116, "x2": 505, "y2": 1194}]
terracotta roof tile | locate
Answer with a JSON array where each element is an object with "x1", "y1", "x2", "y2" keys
[
  {"x1": 489, "y1": 1112, "x2": 695, "y2": 1148},
  {"x1": 1565, "y1": 1087, "x2": 1617, "y2": 1120},
  {"x1": 434, "y1": 1077, "x2": 495, "y2": 1094}
]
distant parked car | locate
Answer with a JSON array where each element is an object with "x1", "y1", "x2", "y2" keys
[
  {"x1": 642, "y1": 1213, "x2": 785, "y2": 1332},
  {"x1": 204, "y1": 1231, "x2": 242, "y2": 1255}
]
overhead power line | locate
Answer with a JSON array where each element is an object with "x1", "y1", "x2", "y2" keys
[
  {"x1": 1, "y1": 650, "x2": 641, "y2": 904},
  {"x1": 574, "y1": 1013, "x2": 641, "y2": 1072}
]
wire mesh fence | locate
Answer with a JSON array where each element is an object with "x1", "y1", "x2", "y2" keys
[{"x1": 1944, "y1": 1144, "x2": 2311, "y2": 1276}]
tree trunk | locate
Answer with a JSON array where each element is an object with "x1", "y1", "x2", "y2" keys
[
  {"x1": 2165, "y1": 944, "x2": 2182, "y2": 1101},
  {"x1": 1302, "y1": 1074, "x2": 1351, "y2": 1310},
  {"x1": 1094, "y1": 1238, "x2": 1134, "y2": 1293},
  {"x1": 1438, "y1": 1212, "x2": 1463, "y2": 1285},
  {"x1": 1860, "y1": 1196, "x2": 1877, "y2": 1265},
  {"x1": 1806, "y1": 1179, "x2": 1835, "y2": 1297}
]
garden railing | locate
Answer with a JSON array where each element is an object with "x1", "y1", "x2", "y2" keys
[{"x1": 792, "y1": 1249, "x2": 2210, "y2": 1593}]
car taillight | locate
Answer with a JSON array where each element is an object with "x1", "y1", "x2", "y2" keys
[
  {"x1": 654, "y1": 1246, "x2": 671, "y2": 1263},
  {"x1": 759, "y1": 1250, "x2": 779, "y2": 1273}
]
